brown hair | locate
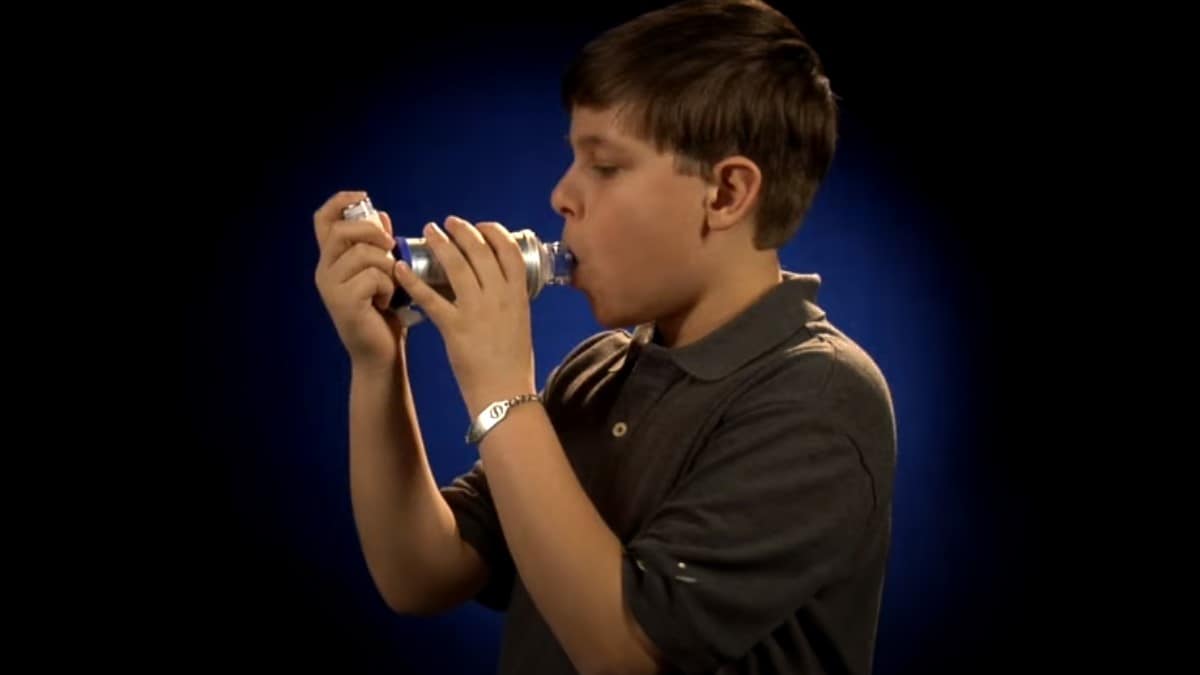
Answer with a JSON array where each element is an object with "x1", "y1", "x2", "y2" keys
[{"x1": 561, "y1": 0, "x2": 838, "y2": 249}]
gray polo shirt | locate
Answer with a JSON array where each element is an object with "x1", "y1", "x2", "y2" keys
[{"x1": 441, "y1": 271, "x2": 897, "y2": 674}]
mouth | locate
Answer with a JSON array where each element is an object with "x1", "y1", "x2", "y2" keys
[
  {"x1": 561, "y1": 246, "x2": 581, "y2": 285},
  {"x1": 568, "y1": 260, "x2": 585, "y2": 290}
]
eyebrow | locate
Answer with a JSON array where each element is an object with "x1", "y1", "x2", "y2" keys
[{"x1": 565, "y1": 133, "x2": 625, "y2": 151}]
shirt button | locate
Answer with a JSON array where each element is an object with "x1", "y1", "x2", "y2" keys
[{"x1": 612, "y1": 422, "x2": 628, "y2": 437}]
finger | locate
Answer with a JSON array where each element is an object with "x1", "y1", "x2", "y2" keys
[
  {"x1": 329, "y1": 242, "x2": 398, "y2": 284},
  {"x1": 424, "y1": 220, "x2": 481, "y2": 306},
  {"x1": 319, "y1": 220, "x2": 397, "y2": 270},
  {"x1": 345, "y1": 267, "x2": 396, "y2": 312},
  {"x1": 393, "y1": 259, "x2": 455, "y2": 327},
  {"x1": 447, "y1": 217, "x2": 507, "y2": 292},
  {"x1": 370, "y1": 268, "x2": 396, "y2": 312},
  {"x1": 476, "y1": 222, "x2": 527, "y2": 291},
  {"x1": 380, "y1": 211, "x2": 394, "y2": 238},
  {"x1": 313, "y1": 190, "x2": 369, "y2": 245}
]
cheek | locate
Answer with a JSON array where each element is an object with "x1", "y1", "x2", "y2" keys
[
  {"x1": 611, "y1": 176, "x2": 697, "y2": 238},
  {"x1": 583, "y1": 172, "x2": 702, "y2": 281}
]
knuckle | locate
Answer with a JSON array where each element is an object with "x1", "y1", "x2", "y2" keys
[
  {"x1": 338, "y1": 240, "x2": 360, "y2": 264},
  {"x1": 476, "y1": 222, "x2": 501, "y2": 243},
  {"x1": 367, "y1": 245, "x2": 388, "y2": 266},
  {"x1": 366, "y1": 223, "x2": 390, "y2": 243},
  {"x1": 505, "y1": 241, "x2": 524, "y2": 264},
  {"x1": 435, "y1": 241, "x2": 462, "y2": 265},
  {"x1": 357, "y1": 268, "x2": 378, "y2": 290}
]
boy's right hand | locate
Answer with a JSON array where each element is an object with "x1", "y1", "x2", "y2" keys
[{"x1": 313, "y1": 191, "x2": 405, "y2": 372}]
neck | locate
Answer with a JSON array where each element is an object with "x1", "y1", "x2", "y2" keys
[{"x1": 654, "y1": 249, "x2": 783, "y2": 349}]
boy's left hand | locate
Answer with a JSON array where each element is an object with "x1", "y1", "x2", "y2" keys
[{"x1": 393, "y1": 215, "x2": 537, "y2": 418}]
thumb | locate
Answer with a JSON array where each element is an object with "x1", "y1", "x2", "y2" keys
[{"x1": 380, "y1": 210, "x2": 394, "y2": 238}]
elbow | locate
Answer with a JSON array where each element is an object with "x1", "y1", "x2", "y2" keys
[
  {"x1": 577, "y1": 643, "x2": 662, "y2": 675},
  {"x1": 582, "y1": 617, "x2": 664, "y2": 675},
  {"x1": 380, "y1": 586, "x2": 422, "y2": 616},
  {"x1": 366, "y1": 567, "x2": 422, "y2": 615},
  {"x1": 376, "y1": 570, "x2": 472, "y2": 617},
  {"x1": 381, "y1": 587, "x2": 443, "y2": 616},
  {"x1": 582, "y1": 660, "x2": 659, "y2": 675},
  {"x1": 579, "y1": 662, "x2": 619, "y2": 675},
  {"x1": 571, "y1": 646, "x2": 623, "y2": 675},
  {"x1": 383, "y1": 595, "x2": 411, "y2": 615},
  {"x1": 371, "y1": 571, "x2": 439, "y2": 616}
]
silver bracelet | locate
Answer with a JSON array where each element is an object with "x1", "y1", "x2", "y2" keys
[{"x1": 465, "y1": 394, "x2": 542, "y2": 445}]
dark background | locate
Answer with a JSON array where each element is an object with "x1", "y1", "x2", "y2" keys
[{"x1": 71, "y1": 3, "x2": 1069, "y2": 673}]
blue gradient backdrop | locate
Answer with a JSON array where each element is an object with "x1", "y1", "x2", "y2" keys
[{"x1": 181, "y1": 5, "x2": 1026, "y2": 674}]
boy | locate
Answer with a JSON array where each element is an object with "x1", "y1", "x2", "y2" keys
[{"x1": 312, "y1": 1, "x2": 896, "y2": 673}]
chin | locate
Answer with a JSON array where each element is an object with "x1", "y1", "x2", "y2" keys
[
  {"x1": 581, "y1": 282, "x2": 654, "y2": 330},
  {"x1": 595, "y1": 303, "x2": 649, "y2": 332},
  {"x1": 585, "y1": 297, "x2": 625, "y2": 330},
  {"x1": 591, "y1": 306, "x2": 623, "y2": 330}
]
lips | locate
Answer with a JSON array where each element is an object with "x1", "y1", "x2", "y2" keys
[
  {"x1": 568, "y1": 260, "x2": 584, "y2": 289},
  {"x1": 561, "y1": 246, "x2": 582, "y2": 285}
]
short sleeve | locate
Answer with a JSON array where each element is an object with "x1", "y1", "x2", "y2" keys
[
  {"x1": 440, "y1": 459, "x2": 516, "y2": 611},
  {"x1": 621, "y1": 398, "x2": 878, "y2": 673}
]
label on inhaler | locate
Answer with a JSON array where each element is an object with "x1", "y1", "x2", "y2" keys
[
  {"x1": 344, "y1": 198, "x2": 395, "y2": 263},
  {"x1": 342, "y1": 196, "x2": 423, "y2": 328}
]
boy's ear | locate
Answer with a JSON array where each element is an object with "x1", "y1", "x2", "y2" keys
[{"x1": 704, "y1": 156, "x2": 762, "y2": 232}]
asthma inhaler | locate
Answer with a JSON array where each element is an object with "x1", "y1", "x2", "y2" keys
[{"x1": 341, "y1": 197, "x2": 575, "y2": 325}]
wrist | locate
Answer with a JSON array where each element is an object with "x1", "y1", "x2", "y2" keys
[
  {"x1": 351, "y1": 357, "x2": 401, "y2": 383},
  {"x1": 465, "y1": 392, "x2": 542, "y2": 445},
  {"x1": 465, "y1": 383, "x2": 536, "y2": 419}
]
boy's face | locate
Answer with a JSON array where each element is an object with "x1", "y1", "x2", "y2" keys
[{"x1": 552, "y1": 105, "x2": 713, "y2": 330}]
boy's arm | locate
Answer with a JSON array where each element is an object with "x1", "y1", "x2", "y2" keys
[
  {"x1": 473, "y1": 400, "x2": 666, "y2": 675},
  {"x1": 348, "y1": 356, "x2": 492, "y2": 615}
]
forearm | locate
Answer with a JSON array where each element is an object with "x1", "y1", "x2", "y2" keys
[
  {"x1": 348, "y1": 352, "x2": 463, "y2": 612},
  {"x1": 476, "y1": 402, "x2": 660, "y2": 674}
]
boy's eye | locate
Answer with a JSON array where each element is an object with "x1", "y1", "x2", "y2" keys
[{"x1": 592, "y1": 166, "x2": 619, "y2": 177}]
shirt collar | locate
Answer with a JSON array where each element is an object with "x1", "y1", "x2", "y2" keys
[{"x1": 611, "y1": 271, "x2": 826, "y2": 381}]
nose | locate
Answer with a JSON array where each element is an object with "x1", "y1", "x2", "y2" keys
[{"x1": 550, "y1": 166, "x2": 578, "y2": 220}]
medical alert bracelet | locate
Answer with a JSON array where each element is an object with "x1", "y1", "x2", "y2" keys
[{"x1": 465, "y1": 394, "x2": 542, "y2": 445}]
